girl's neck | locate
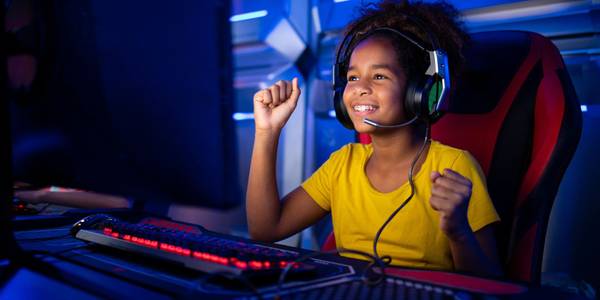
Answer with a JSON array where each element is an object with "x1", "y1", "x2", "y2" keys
[{"x1": 369, "y1": 126, "x2": 427, "y2": 165}]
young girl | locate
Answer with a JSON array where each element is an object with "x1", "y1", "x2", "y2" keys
[{"x1": 246, "y1": 0, "x2": 502, "y2": 277}]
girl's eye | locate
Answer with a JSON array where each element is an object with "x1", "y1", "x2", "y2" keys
[
  {"x1": 374, "y1": 74, "x2": 387, "y2": 80},
  {"x1": 347, "y1": 75, "x2": 358, "y2": 81}
]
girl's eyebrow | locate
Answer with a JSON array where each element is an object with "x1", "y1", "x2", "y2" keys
[{"x1": 347, "y1": 64, "x2": 394, "y2": 72}]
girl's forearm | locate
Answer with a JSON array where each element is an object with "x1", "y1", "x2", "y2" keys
[
  {"x1": 246, "y1": 130, "x2": 284, "y2": 241},
  {"x1": 448, "y1": 231, "x2": 503, "y2": 278}
]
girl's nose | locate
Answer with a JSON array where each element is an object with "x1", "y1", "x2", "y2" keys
[{"x1": 354, "y1": 82, "x2": 372, "y2": 97}]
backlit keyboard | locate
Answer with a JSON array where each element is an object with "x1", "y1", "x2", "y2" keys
[{"x1": 73, "y1": 218, "x2": 315, "y2": 277}]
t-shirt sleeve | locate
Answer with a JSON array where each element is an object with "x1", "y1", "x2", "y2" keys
[
  {"x1": 301, "y1": 145, "x2": 348, "y2": 211},
  {"x1": 450, "y1": 151, "x2": 500, "y2": 232}
]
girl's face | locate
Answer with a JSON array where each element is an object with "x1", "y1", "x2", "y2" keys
[{"x1": 342, "y1": 37, "x2": 408, "y2": 133}]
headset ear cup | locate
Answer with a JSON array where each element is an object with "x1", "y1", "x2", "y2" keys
[
  {"x1": 425, "y1": 77, "x2": 445, "y2": 122},
  {"x1": 405, "y1": 76, "x2": 439, "y2": 122},
  {"x1": 421, "y1": 75, "x2": 442, "y2": 120},
  {"x1": 333, "y1": 87, "x2": 355, "y2": 130},
  {"x1": 421, "y1": 75, "x2": 435, "y2": 118},
  {"x1": 404, "y1": 78, "x2": 422, "y2": 120}
]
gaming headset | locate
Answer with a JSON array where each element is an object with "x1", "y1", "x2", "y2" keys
[{"x1": 332, "y1": 14, "x2": 451, "y2": 129}]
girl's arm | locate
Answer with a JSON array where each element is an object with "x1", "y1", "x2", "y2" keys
[
  {"x1": 448, "y1": 224, "x2": 503, "y2": 277},
  {"x1": 246, "y1": 78, "x2": 328, "y2": 242},
  {"x1": 430, "y1": 169, "x2": 503, "y2": 277}
]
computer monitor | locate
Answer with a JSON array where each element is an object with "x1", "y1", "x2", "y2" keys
[{"x1": 9, "y1": 0, "x2": 240, "y2": 209}]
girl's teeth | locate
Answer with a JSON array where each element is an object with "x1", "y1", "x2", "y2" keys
[{"x1": 354, "y1": 105, "x2": 376, "y2": 112}]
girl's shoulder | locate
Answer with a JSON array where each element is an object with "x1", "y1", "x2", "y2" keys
[
  {"x1": 428, "y1": 140, "x2": 482, "y2": 171},
  {"x1": 428, "y1": 140, "x2": 471, "y2": 162},
  {"x1": 429, "y1": 140, "x2": 465, "y2": 154}
]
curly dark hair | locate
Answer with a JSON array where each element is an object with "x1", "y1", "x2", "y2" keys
[{"x1": 339, "y1": 0, "x2": 469, "y2": 87}]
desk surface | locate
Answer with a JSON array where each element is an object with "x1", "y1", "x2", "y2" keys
[{"x1": 6, "y1": 219, "x2": 583, "y2": 300}]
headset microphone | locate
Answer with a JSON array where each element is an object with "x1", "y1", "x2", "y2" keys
[{"x1": 363, "y1": 116, "x2": 418, "y2": 128}]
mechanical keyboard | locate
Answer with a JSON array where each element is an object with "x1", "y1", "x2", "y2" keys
[{"x1": 71, "y1": 215, "x2": 342, "y2": 279}]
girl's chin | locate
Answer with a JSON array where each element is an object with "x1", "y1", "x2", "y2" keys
[{"x1": 353, "y1": 122, "x2": 377, "y2": 133}]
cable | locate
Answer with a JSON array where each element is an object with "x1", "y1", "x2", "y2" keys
[
  {"x1": 272, "y1": 125, "x2": 433, "y2": 299},
  {"x1": 372, "y1": 126, "x2": 431, "y2": 263}
]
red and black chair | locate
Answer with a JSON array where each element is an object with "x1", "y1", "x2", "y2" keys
[{"x1": 322, "y1": 30, "x2": 582, "y2": 285}]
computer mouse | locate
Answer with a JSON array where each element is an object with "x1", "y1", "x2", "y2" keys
[{"x1": 70, "y1": 214, "x2": 118, "y2": 236}]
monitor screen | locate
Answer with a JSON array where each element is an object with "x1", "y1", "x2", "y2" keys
[{"x1": 10, "y1": 0, "x2": 240, "y2": 209}]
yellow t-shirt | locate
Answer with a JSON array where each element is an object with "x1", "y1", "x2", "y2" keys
[{"x1": 301, "y1": 140, "x2": 499, "y2": 271}]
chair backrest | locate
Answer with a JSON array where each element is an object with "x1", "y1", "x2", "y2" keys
[
  {"x1": 432, "y1": 30, "x2": 581, "y2": 283},
  {"x1": 322, "y1": 31, "x2": 582, "y2": 285}
]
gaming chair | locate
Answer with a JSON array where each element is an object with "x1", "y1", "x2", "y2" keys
[{"x1": 321, "y1": 30, "x2": 582, "y2": 285}]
